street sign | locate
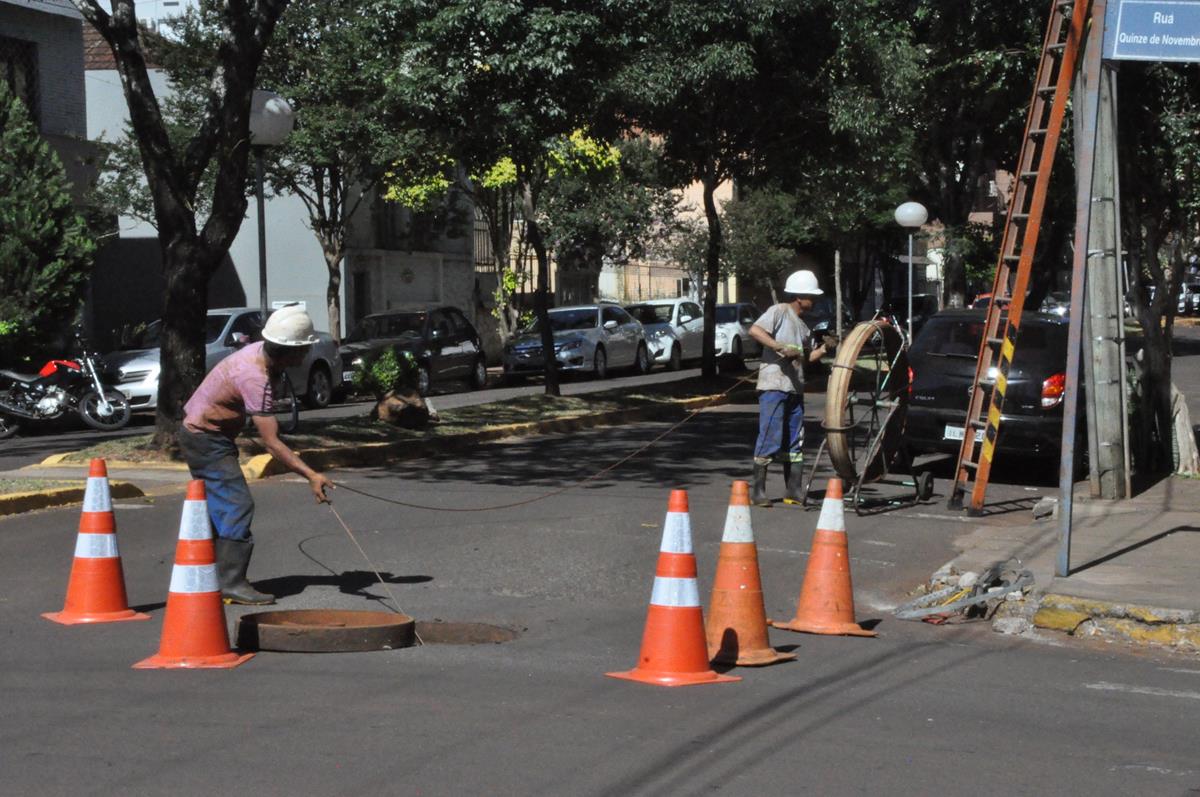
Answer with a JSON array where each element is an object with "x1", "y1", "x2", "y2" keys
[{"x1": 1104, "y1": 0, "x2": 1200, "y2": 62}]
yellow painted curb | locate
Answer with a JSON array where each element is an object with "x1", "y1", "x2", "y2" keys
[
  {"x1": 1034, "y1": 593, "x2": 1200, "y2": 649},
  {"x1": 0, "y1": 481, "x2": 146, "y2": 517},
  {"x1": 31, "y1": 456, "x2": 188, "y2": 471}
]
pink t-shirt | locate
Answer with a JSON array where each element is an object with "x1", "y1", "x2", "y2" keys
[{"x1": 183, "y1": 342, "x2": 275, "y2": 439}]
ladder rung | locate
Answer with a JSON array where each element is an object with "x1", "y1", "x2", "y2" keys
[
  {"x1": 1019, "y1": 171, "x2": 1039, "y2": 181},
  {"x1": 987, "y1": 336, "x2": 1004, "y2": 348},
  {"x1": 1037, "y1": 86, "x2": 1056, "y2": 97},
  {"x1": 1003, "y1": 254, "x2": 1020, "y2": 263},
  {"x1": 970, "y1": 419, "x2": 988, "y2": 430},
  {"x1": 1047, "y1": 43, "x2": 1067, "y2": 54},
  {"x1": 1011, "y1": 213, "x2": 1029, "y2": 222},
  {"x1": 1029, "y1": 128, "x2": 1048, "y2": 138},
  {"x1": 1057, "y1": 0, "x2": 1074, "y2": 12},
  {"x1": 960, "y1": 460, "x2": 978, "y2": 471}
]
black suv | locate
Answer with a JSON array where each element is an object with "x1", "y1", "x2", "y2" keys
[
  {"x1": 905, "y1": 309, "x2": 1076, "y2": 463},
  {"x1": 340, "y1": 306, "x2": 487, "y2": 396}
]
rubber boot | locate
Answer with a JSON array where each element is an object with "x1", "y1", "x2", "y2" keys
[
  {"x1": 781, "y1": 461, "x2": 805, "y2": 506},
  {"x1": 751, "y1": 461, "x2": 772, "y2": 507},
  {"x1": 214, "y1": 538, "x2": 275, "y2": 605}
]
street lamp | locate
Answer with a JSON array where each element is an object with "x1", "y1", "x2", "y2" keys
[
  {"x1": 894, "y1": 201, "x2": 928, "y2": 342},
  {"x1": 248, "y1": 89, "x2": 295, "y2": 320}
]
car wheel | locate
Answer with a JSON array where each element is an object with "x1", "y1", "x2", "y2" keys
[
  {"x1": 469, "y1": 357, "x2": 488, "y2": 390},
  {"x1": 667, "y1": 344, "x2": 681, "y2": 372},
  {"x1": 416, "y1": 364, "x2": 431, "y2": 396},
  {"x1": 593, "y1": 346, "x2": 608, "y2": 380},
  {"x1": 634, "y1": 343, "x2": 651, "y2": 375},
  {"x1": 303, "y1": 365, "x2": 332, "y2": 409}
]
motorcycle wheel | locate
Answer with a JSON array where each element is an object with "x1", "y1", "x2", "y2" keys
[
  {"x1": 0, "y1": 414, "x2": 20, "y2": 439},
  {"x1": 78, "y1": 390, "x2": 132, "y2": 431}
]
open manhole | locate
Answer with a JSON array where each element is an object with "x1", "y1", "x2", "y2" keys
[
  {"x1": 236, "y1": 610, "x2": 519, "y2": 652},
  {"x1": 236, "y1": 610, "x2": 415, "y2": 653}
]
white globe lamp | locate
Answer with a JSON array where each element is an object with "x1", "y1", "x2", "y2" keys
[
  {"x1": 894, "y1": 201, "x2": 928, "y2": 342},
  {"x1": 249, "y1": 90, "x2": 295, "y2": 318}
]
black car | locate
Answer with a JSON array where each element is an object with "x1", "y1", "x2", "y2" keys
[
  {"x1": 905, "y1": 309, "x2": 1077, "y2": 463},
  {"x1": 340, "y1": 307, "x2": 487, "y2": 396}
]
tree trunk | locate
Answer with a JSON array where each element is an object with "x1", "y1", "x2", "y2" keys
[
  {"x1": 523, "y1": 185, "x2": 559, "y2": 397},
  {"x1": 152, "y1": 237, "x2": 216, "y2": 451},
  {"x1": 325, "y1": 247, "x2": 343, "y2": 346},
  {"x1": 700, "y1": 172, "x2": 722, "y2": 379}
]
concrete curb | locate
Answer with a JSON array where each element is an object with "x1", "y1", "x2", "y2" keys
[
  {"x1": 30, "y1": 393, "x2": 730, "y2": 484},
  {"x1": 1032, "y1": 593, "x2": 1200, "y2": 650},
  {"x1": 0, "y1": 481, "x2": 146, "y2": 517}
]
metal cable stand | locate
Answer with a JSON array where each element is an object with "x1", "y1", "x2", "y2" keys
[{"x1": 801, "y1": 318, "x2": 934, "y2": 515}]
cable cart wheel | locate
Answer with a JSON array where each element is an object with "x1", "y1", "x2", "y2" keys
[{"x1": 804, "y1": 318, "x2": 932, "y2": 514}]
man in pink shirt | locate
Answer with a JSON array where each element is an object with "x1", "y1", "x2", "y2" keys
[{"x1": 178, "y1": 304, "x2": 333, "y2": 604}]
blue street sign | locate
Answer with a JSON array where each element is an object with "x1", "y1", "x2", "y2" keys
[{"x1": 1105, "y1": 0, "x2": 1200, "y2": 61}]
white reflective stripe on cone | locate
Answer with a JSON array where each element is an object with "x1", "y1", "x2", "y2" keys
[
  {"x1": 721, "y1": 505, "x2": 754, "y2": 543},
  {"x1": 168, "y1": 563, "x2": 219, "y2": 594},
  {"x1": 817, "y1": 495, "x2": 845, "y2": 532},
  {"x1": 177, "y1": 501, "x2": 211, "y2": 540},
  {"x1": 82, "y1": 477, "x2": 112, "y2": 513},
  {"x1": 649, "y1": 576, "x2": 700, "y2": 608},
  {"x1": 659, "y1": 512, "x2": 693, "y2": 554},
  {"x1": 73, "y1": 532, "x2": 118, "y2": 558}
]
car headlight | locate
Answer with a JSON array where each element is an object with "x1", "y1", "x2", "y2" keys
[
  {"x1": 558, "y1": 339, "x2": 583, "y2": 352},
  {"x1": 715, "y1": 330, "x2": 728, "y2": 340}
]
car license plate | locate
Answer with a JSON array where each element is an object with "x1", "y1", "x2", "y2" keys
[
  {"x1": 342, "y1": 370, "x2": 355, "y2": 383},
  {"x1": 944, "y1": 424, "x2": 984, "y2": 443}
]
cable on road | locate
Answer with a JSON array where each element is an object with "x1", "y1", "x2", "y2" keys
[{"x1": 331, "y1": 374, "x2": 758, "y2": 513}]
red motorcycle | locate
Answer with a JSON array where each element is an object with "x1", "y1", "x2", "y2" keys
[{"x1": 0, "y1": 337, "x2": 131, "y2": 440}]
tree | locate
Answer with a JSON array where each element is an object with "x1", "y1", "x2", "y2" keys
[
  {"x1": 380, "y1": 0, "x2": 634, "y2": 396},
  {"x1": 1117, "y1": 60, "x2": 1200, "y2": 475},
  {"x1": 73, "y1": 0, "x2": 290, "y2": 448},
  {"x1": 542, "y1": 134, "x2": 682, "y2": 303},
  {"x1": 0, "y1": 83, "x2": 94, "y2": 364},
  {"x1": 720, "y1": 186, "x2": 815, "y2": 303}
]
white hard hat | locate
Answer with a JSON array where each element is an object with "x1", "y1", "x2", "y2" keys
[
  {"x1": 262, "y1": 304, "x2": 318, "y2": 346},
  {"x1": 784, "y1": 270, "x2": 823, "y2": 296}
]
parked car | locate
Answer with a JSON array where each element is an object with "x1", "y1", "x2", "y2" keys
[
  {"x1": 714, "y1": 302, "x2": 762, "y2": 357},
  {"x1": 624, "y1": 298, "x2": 704, "y2": 370},
  {"x1": 884, "y1": 294, "x2": 940, "y2": 340},
  {"x1": 905, "y1": 308, "x2": 1078, "y2": 464},
  {"x1": 339, "y1": 306, "x2": 487, "y2": 396},
  {"x1": 804, "y1": 295, "x2": 856, "y2": 340},
  {"x1": 1178, "y1": 282, "x2": 1200, "y2": 316},
  {"x1": 502, "y1": 303, "x2": 649, "y2": 381},
  {"x1": 104, "y1": 307, "x2": 341, "y2": 411}
]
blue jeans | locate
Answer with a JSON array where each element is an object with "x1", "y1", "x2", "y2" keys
[
  {"x1": 178, "y1": 426, "x2": 255, "y2": 542},
  {"x1": 754, "y1": 391, "x2": 805, "y2": 464}
]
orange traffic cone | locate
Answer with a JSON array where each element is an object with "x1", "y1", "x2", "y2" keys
[
  {"x1": 770, "y1": 478, "x2": 877, "y2": 637},
  {"x1": 607, "y1": 490, "x2": 739, "y2": 687},
  {"x1": 706, "y1": 481, "x2": 796, "y2": 666},
  {"x1": 43, "y1": 459, "x2": 150, "y2": 625},
  {"x1": 134, "y1": 480, "x2": 253, "y2": 669}
]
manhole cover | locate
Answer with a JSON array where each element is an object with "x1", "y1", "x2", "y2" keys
[
  {"x1": 236, "y1": 609, "x2": 416, "y2": 653},
  {"x1": 415, "y1": 621, "x2": 519, "y2": 645}
]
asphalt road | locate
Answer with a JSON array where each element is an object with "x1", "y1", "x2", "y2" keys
[{"x1": 3, "y1": 405, "x2": 1198, "y2": 795}]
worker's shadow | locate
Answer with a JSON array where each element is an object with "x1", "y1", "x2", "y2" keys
[{"x1": 251, "y1": 570, "x2": 433, "y2": 601}]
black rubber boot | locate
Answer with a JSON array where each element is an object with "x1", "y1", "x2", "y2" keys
[
  {"x1": 782, "y1": 461, "x2": 805, "y2": 506},
  {"x1": 751, "y1": 461, "x2": 772, "y2": 507},
  {"x1": 214, "y1": 538, "x2": 275, "y2": 605}
]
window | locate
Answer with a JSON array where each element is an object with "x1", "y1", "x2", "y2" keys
[
  {"x1": 431, "y1": 311, "x2": 454, "y2": 339},
  {"x1": 447, "y1": 308, "x2": 472, "y2": 335},
  {"x1": 682, "y1": 302, "x2": 702, "y2": 321},
  {"x1": 228, "y1": 312, "x2": 263, "y2": 343},
  {"x1": 739, "y1": 305, "x2": 758, "y2": 325},
  {"x1": 534, "y1": 308, "x2": 598, "y2": 332},
  {"x1": 626, "y1": 304, "x2": 672, "y2": 325},
  {"x1": 602, "y1": 306, "x2": 625, "y2": 326},
  {"x1": 0, "y1": 38, "x2": 38, "y2": 126},
  {"x1": 675, "y1": 278, "x2": 691, "y2": 298}
]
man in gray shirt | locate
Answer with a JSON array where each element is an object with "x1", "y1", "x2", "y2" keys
[{"x1": 748, "y1": 270, "x2": 828, "y2": 506}]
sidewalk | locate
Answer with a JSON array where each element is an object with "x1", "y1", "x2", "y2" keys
[{"x1": 938, "y1": 475, "x2": 1200, "y2": 649}]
